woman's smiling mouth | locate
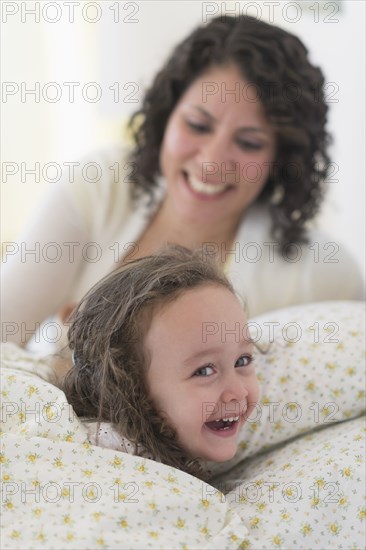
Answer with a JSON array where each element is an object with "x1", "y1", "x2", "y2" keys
[{"x1": 182, "y1": 171, "x2": 234, "y2": 198}]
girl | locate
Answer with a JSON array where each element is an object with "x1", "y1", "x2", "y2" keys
[{"x1": 62, "y1": 245, "x2": 260, "y2": 479}]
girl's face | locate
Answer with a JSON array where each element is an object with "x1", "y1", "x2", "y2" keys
[
  {"x1": 159, "y1": 63, "x2": 276, "y2": 227},
  {"x1": 144, "y1": 285, "x2": 260, "y2": 463}
]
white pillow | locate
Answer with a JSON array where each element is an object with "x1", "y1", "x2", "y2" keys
[
  {"x1": 0, "y1": 343, "x2": 250, "y2": 549},
  {"x1": 208, "y1": 300, "x2": 366, "y2": 475},
  {"x1": 217, "y1": 415, "x2": 366, "y2": 550}
]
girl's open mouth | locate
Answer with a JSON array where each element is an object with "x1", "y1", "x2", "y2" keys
[{"x1": 204, "y1": 416, "x2": 240, "y2": 436}]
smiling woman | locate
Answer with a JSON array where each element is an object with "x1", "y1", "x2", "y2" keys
[
  {"x1": 158, "y1": 64, "x2": 276, "y2": 233},
  {"x1": 1, "y1": 13, "x2": 364, "y2": 349}
]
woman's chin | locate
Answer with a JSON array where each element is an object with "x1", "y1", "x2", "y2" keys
[{"x1": 171, "y1": 198, "x2": 234, "y2": 227}]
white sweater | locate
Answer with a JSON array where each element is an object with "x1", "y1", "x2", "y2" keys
[{"x1": 2, "y1": 146, "x2": 364, "y2": 348}]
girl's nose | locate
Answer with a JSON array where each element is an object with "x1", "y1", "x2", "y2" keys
[{"x1": 220, "y1": 383, "x2": 249, "y2": 404}]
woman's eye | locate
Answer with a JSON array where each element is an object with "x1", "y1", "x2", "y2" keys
[
  {"x1": 235, "y1": 354, "x2": 253, "y2": 368},
  {"x1": 237, "y1": 141, "x2": 263, "y2": 151},
  {"x1": 186, "y1": 120, "x2": 210, "y2": 133},
  {"x1": 193, "y1": 365, "x2": 215, "y2": 377}
]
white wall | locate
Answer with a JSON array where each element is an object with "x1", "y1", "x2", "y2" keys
[{"x1": 2, "y1": 0, "x2": 365, "y2": 279}]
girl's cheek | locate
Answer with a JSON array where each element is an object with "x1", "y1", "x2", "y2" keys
[
  {"x1": 254, "y1": 379, "x2": 261, "y2": 404},
  {"x1": 248, "y1": 374, "x2": 260, "y2": 402}
]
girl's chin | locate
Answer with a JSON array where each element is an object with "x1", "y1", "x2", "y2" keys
[{"x1": 201, "y1": 448, "x2": 238, "y2": 463}]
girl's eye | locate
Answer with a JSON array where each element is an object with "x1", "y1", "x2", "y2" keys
[
  {"x1": 193, "y1": 365, "x2": 215, "y2": 377},
  {"x1": 186, "y1": 120, "x2": 210, "y2": 133},
  {"x1": 235, "y1": 354, "x2": 253, "y2": 368}
]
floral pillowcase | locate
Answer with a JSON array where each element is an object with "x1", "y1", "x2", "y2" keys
[{"x1": 208, "y1": 300, "x2": 366, "y2": 476}]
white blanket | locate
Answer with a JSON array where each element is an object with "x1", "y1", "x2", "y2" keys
[{"x1": 1, "y1": 301, "x2": 365, "y2": 549}]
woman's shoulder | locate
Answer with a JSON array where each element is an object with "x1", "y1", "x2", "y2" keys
[
  {"x1": 302, "y1": 225, "x2": 365, "y2": 300},
  {"x1": 63, "y1": 144, "x2": 132, "y2": 201},
  {"x1": 62, "y1": 144, "x2": 136, "y2": 232},
  {"x1": 234, "y1": 206, "x2": 364, "y2": 301}
]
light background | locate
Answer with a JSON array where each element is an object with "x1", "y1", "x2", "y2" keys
[{"x1": 2, "y1": 0, "x2": 365, "y2": 279}]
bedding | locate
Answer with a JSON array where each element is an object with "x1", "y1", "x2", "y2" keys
[
  {"x1": 1, "y1": 301, "x2": 365, "y2": 549},
  {"x1": 208, "y1": 300, "x2": 366, "y2": 475},
  {"x1": 211, "y1": 416, "x2": 365, "y2": 549}
]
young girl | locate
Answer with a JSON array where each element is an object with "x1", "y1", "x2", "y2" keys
[{"x1": 62, "y1": 245, "x2": 260, "y2": 479}]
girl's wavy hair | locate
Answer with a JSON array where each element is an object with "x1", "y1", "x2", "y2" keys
[
  {"x1": 62, "y1": 245, "x2": 235, "y2": 479},
  {"x1": 128, "y1": 15, "x2": 331, "y2": 248}
]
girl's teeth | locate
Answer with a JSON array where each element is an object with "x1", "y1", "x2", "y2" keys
[
  {"x1": 215, "y1": 416, "x2": 239, "y2": 423},
  {"x1": 187, "y1": 174, "x2": 228, "y2": 195}
]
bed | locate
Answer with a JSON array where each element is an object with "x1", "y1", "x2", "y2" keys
[{"x1": 1, "y1": 301, "x2": 365, "y2": 549}]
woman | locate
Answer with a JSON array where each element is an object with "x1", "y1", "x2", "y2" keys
[{"x1": 2, "y1": 15, "x2": 363, "y2": 348}]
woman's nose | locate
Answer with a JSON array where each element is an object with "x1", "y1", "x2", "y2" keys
[{"x1": 199, "y1": 134, "x2": 236, "y2": 177}]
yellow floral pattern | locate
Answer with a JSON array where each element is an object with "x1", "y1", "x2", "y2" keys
[
  {"x1": 208, "y1": 301, "x2": 366, "y2": 548},
  {"x1": 209, "y1": 301, "x2": 366, "y2": 476},
  {"x1": 1, "y1": 301, "x2": 365, "y2": 549},
  {"x1": 1, "y1": 343, "x2": 248, "y2": 549},
  {"x1": 214, "y1": 415, "x2": 365, "y2": 548}
]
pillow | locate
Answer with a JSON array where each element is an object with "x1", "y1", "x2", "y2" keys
[
  {"x1": 216, "y1": 415, "x2": 366, "y2": 550},
  {"x1": 208, "y1": 300, "x2": 366, "y2": 476},
  {"x1": 1, "y1": 301, "x2": 364, "y2": 549},
  {"x1": 0, "y1": 343, "x2": 250, "y2": 549}
]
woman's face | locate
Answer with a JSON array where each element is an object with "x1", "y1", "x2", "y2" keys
[{"x1": 159, "y1": 63, "x2": 276, "y2": 226}]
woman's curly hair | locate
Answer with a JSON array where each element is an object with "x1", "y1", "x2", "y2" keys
[
  {"x1": 62, "y1": 245, "x2": 235, "y2": 480},
  {"x1": 128, "y1": 15, "x2": 331, "y2": 248}
]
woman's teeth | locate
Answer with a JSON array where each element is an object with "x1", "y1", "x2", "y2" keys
[{"x1": 187, "y1": 174, "x2": 228, "y2": 195}]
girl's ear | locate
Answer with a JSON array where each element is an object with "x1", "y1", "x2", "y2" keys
[
  {"x1": 58, "y1": 302, "x2": 77, "y2": 324},
  {"x1": 52, "y1": 352, "x2": 73, "y2": 385},
  {"x1": 50, "y1": 301, "x2": 78, "y2": 385}
]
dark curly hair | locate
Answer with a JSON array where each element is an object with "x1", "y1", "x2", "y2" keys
[
  {"x1": 62, "y1": 245, "x2": 235, "y2": 480},
  {"x1": 128, "y1": 15, "x2": 331, "y2": 248}
]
